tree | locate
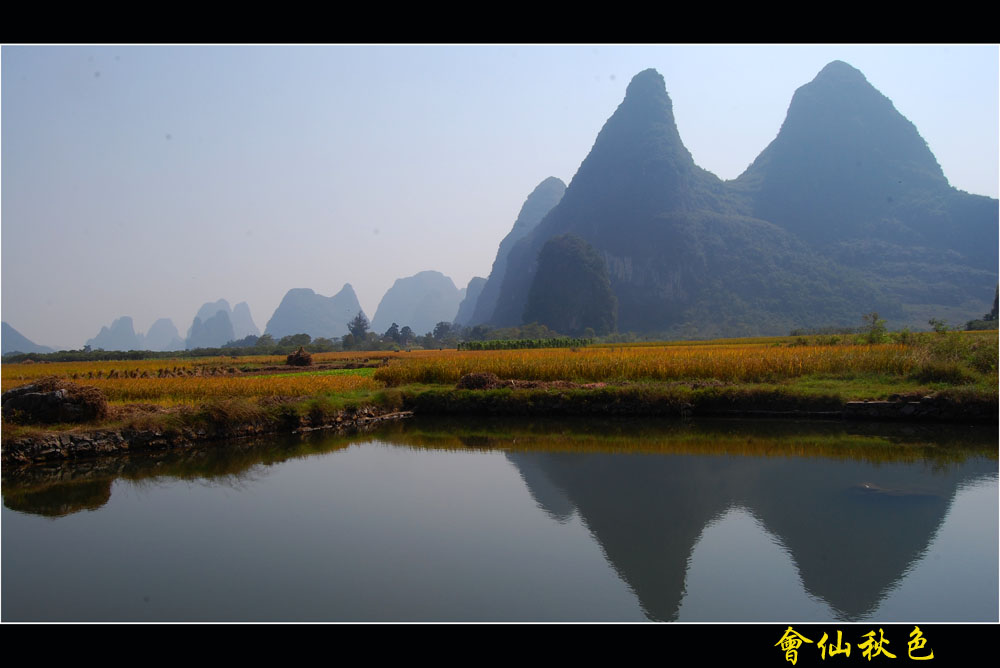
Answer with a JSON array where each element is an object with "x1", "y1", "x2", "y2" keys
[
  {"x1": 348, "y1": 311, "x2": 369, "y2": 340},
  {"x1": 467, "y1": 325, "x2": 492, "y2": 341},
  {"x1": 419, "y1": 332, "x2": 436, "y2": 349},
  {"x1": 310, "y1": 337, "x2": 337, "y2": 352},
  {"x1": 384, "y1": 323, "x2": 400, "y2": 343},
  {"x1": 278, "y1": 333, "x2": 311, "y2": 347},
  {"x1": 928, "y1": 318, "x2": 950, "y2": 334},
  {"x1": 399, "y1": 326, "x2": 415, "y2": 345},
  {"x1": 433, "y1": 321, "x2": 453, "y2": 341},
  {"x1": 223, "y1": 334, "x2": 259, "y2": 348},
  {"x1": 964, "y1": 286, "x2": 999, "y2": 331},
  {"x1": 861, "y1": 312, "x2": 887, "y2": 342}
]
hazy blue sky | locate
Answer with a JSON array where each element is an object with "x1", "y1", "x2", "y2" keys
[{"x1": 2, "y1": 44, "x2": 997, "y2": 349}]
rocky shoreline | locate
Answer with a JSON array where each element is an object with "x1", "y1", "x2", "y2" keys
[
  {"x1": 3, "y1": 390, "x2": 995, "y2": 467},
  {"x1": 2, "y1": 406, "x2": 413, "y2": 466}
]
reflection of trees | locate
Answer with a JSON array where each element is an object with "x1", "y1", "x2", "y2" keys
[
  {"x1": 1, "y1": 427, "x2": 379, "y2": 517},
  {"x1": 3, "y1": 479, "x2": 113, "y2": 517}
]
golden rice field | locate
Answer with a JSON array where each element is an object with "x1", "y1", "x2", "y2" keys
[
  {"x1": 2, "y1": 336, "x2": 993, "y2": 409},
  {"x1": 0, "y1": 355, "x2": 382, "y2": 405},
  {"x1": 372, "y1": 342, "x2": 924, "y2": 386}
]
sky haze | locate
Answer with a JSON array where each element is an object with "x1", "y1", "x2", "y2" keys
[{"x1": 2, "y1": 44, "x2": 997, "y2": 349}]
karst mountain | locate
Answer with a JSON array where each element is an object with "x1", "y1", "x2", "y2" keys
[{"x1": 477, "y1": 63, "x2": 997, "y2": 337}]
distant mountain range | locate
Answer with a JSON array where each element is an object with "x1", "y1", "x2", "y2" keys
[{"x1": 75, "y1": 299, "x2": 261, "y2": 352}]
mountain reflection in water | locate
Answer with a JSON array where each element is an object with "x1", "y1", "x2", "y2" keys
[{"x1": 2, "y1": 417, "x2": 996, "y2": 622}]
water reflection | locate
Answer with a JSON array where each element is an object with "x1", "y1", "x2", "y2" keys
[
  {"x1": 2, "y1": 417, "x2": 996, "y2": 622},
  {"x1": 507, "y1": 448, "x2": 990, "y2": 620}
]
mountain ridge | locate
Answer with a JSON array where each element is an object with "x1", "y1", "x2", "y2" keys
[{"x1": 485, "y1": 62, "x2": 996, "y2": 336}]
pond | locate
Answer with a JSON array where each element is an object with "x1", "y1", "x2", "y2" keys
[{"x1": 2, "y1": 417, "x2": 996, "y2": 622}]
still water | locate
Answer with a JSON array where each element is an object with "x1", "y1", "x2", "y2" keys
[{"x1": 2, "y1": 417, "x2": 996, "y2": 622}]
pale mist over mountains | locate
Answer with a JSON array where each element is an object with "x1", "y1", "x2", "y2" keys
[{"x1": 2, "y1": 47, "x2": 996, "y2": 353}]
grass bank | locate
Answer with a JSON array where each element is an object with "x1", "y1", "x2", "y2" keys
[{"x1": 3, "y1": 332, "x2": 996, "y2": 459}]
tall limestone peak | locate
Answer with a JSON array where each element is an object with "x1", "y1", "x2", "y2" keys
[
  {"x1": 566, "y1": 67, "x2": 699, "y2": 223},
  {"x1": 738, "y1": 60, "x2": 952, "y2": 246},
  {"x1": 770, "y1": 60, "x2": 942, "y2": 180},
  {"x1": 491, "y1": 67, "x2": 722, "y2": 328}
]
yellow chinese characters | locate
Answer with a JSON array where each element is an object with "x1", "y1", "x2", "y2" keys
[
  {"x1": 908, "y1": 627, "x2": 934, "y2": 661},
  {"x1": 818, "y1": 630, "x2": 852, "y2": 659},
  {"x1": 860, "y1": 629, "x2": 897, "y2": 660},
  {"x1": 776, "y1": 626, "x2": 815, "y2": 665}
]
